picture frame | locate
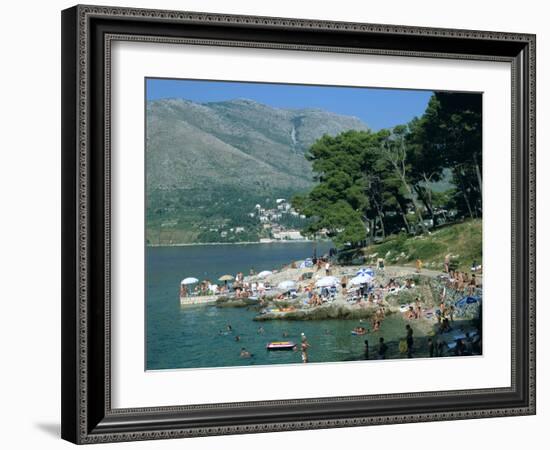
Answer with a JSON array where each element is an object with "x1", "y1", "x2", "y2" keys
[{"x1": 61, "y1": 4, "x2": 536, "y2": 444}]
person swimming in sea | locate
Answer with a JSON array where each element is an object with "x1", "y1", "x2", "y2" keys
[{"x1": 240, "y1": 348, "x2": 252, "y2": 358}]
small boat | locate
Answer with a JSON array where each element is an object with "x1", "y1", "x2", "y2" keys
[{"x1": 266, "y1": 341, "x2": 296, "y2": 351}]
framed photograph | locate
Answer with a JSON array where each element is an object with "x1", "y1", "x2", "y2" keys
[{"x1": 61, "y1": 5, "x2": 536, "y2": 444}]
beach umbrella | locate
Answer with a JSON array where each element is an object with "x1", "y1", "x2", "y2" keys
[
  {"x1": 257, "y1": 270, "x2": 273, "y2": 279},
  {"x1": 315, "y1": 276, "x2": 339, "y2": 288},
  {"x1": 181, "y1": 277, "x2": 199, "y2": 285},
  {"x1": 218, "y1": 274, "x2": 234, "y2": 282},
  {"x1": 277, "y1": 280, "x2": 296, "y2": 290},
  {"x1": 356, "y1": 267, "x2": 375, "y2": 277},
  {"x1": 350, "y1": 274, "x2": 373, "y2": 286},
  {"x1": 455, "y1": 296, "x2": 480, "y2": 308}
]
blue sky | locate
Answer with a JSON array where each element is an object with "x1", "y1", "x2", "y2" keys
[{"x1": 146, "y1": 78, "x2": 433, "y2": 130}]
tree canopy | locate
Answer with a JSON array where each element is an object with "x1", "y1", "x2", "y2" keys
[{"x1": 292, "y1": 92, "x2": 482, "y2": 249}]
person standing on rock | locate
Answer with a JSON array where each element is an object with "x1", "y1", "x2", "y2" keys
[
  {"x1": 405, "y1": 324, "x2": 414, "y2": 358},
  {"x1": 377, "y1": 337, "x2": 388, "y2": 359},
  {"x1": 414, "y1": 297, "x2": 422, "y2": 319},
  {"x1": 444, "y1": 254, "x2": 451, "y2": 273},
  {"x1": 341, "y1": 275, "x2": 348, "y2": 294},
  {"x1": 300, "y1": 333, "x2": 310, "y2": 363}
]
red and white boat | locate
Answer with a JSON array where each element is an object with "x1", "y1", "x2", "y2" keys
[{"x1": 266, "y1": 341, "x2": 296, "y2": 351}]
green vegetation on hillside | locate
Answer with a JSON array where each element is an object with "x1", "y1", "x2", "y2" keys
[{"x1": 359, "y1": 219, "x2": 482, "y2": 272}]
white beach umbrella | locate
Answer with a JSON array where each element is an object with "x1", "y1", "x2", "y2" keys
[
  {"x1": 350, "y1": 274, "x2": 373, "y2": 286},
  {"x1": 277, "y1": 280, "x2": 296, "y2": 290},
  {"x1": 181, "y1": 277, "x2": 199, "y2": 285},
  {"x1": 315, "y1": 276, "x2": 339, "y2": 288},
  {"x1": 257, "y1": 270, "x2": 273, "y2": 279}
]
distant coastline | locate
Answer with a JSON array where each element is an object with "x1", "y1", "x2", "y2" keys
[{"x1": 147, "y1": 239, "x2": 331, "y2": 248}]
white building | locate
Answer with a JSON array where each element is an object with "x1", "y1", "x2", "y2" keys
[{"x1": 273, "y1": 230, "x2": 304, "y2": 240}]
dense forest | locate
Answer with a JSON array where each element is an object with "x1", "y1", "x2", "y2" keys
[{"x1": 292, "y1": 92, "x2": 482, "y2": 248}]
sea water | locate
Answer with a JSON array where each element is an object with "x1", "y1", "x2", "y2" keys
[{"x1": 146, "y1": 243, "x2": 426, "y2": 370}]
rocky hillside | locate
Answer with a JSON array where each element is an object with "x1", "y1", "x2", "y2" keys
[{"x1": 146, "y1": 98, "x2": 369, "y2": 244}]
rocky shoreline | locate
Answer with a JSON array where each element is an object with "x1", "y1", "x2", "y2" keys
[
  {"x1": 200, "y1": 257, "x2": 483, "y2": 357},
  {"x1": 253, "y1": 303, "x2": 395, "y2": 321}
]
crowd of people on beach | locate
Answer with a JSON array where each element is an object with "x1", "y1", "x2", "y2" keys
[
  {"x1": 187, "y1": 249, "x2": 482, "y2": 364},
  {"x1": 361, "y1": 319, "x2": 479, "y2": 360},
  {"x1": 351, "y1": 323, "x2": 412, "y2": 359},
  {"x1": 338, "y1": 255, "x2": 483, "y2": 360},
  {"x1": 444, "y1": 269, "x2": 480, "y2": 296}
]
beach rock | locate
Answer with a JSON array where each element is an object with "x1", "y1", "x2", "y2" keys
[
  {"x1": 254, "y1": 303, "x2": 395, "y2": 321},
  {"x1": 215, "y1": 297, "x2": 260, "y2": 308}
]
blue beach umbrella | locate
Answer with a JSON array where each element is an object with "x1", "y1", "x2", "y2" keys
[
  {"x1": 356, "y1": 267, "x2": 375, "y2": 277},
  {"x1": 455, "y1": 296, "x2": 480, "y2": 308}
]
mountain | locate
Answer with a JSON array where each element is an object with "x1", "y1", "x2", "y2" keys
[{"x1": 146, "y1": 98, "x2": 369, "y2": 244}]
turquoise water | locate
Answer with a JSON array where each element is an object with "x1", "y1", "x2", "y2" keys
[{"x1": 146, "y1": 242, "x2": 426, "y2": 370}]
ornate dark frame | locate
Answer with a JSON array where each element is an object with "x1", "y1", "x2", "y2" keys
[{"x1": 61, "y1": 4, "x2": 536, "y2": 444}]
